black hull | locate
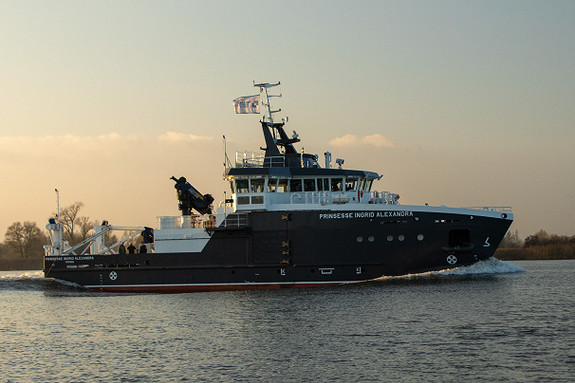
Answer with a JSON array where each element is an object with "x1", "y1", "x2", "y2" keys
[{"x1": 44, "y1": 209, "x2": 512, "y2": 293}]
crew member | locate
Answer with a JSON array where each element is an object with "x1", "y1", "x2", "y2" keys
[{"x1": 127, "y1": 243, "x2": 136, "y2": 254}]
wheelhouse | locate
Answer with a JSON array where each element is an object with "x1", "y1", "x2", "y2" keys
[{"x1": 225, "y1": 169, "x2": 386, "y2": 211}]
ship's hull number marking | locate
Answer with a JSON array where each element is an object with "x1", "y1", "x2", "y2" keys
[{"x1": 483, "y1": 237, "x2": 491, "y2": 247}]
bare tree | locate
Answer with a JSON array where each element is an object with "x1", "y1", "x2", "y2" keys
[
  {"x1": 77, "y1": 216, "x2": 98, "y2": 243},
  {"x1": 4, "y1": 221, "x2": 45, "y2": 258},
  {"x1": 500, "y1": 230, "x2": 522, "y2": 248},
  {"x1": 58, "y1": 202, "x2": 86, "y2": 245}
]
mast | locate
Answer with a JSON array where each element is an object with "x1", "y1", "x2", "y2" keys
[
  {"x1": 253, "y1": 81, "x2": 282, "y2": 124},
  {"x1": 253, "y1": 81, "x2": 301, "y2": 159}
]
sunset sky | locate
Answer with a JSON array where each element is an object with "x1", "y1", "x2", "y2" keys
[{"x1": 1, "y1": 1, "x2": 574, "y2": 239}]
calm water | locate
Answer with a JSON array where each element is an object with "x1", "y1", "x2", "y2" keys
[{"x1": 1, "y1": 259, "x2": 574, "y2": 383}]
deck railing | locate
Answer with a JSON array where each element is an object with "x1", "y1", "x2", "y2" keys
[
  {"x1": 234, "y1": 152, "x2": 285, "y2": 168},
  {"x1": 464, "y1": 206, "x2": 513, "y2": 213},
  {"x1": 222, "y1": 213, "x2": 249, "y2": 228}
]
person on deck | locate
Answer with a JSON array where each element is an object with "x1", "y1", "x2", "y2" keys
[{"x1": 127, "y1": 243, "x2": 136, "y2": 254}]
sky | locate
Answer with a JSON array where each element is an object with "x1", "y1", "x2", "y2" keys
[{"x1": 1, "y1": 0, "x2": 574, "y2": 240}]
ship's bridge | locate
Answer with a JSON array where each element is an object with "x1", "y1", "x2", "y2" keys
[{"x1": 224, "y1": 157, "x2": 398, "y2": 211}]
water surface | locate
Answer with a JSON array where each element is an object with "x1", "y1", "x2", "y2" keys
[{"x1": 1, "y1": 259, "x2": 574, "y2": 382}]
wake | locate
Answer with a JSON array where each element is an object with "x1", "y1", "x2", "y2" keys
[
  {"x1": 435, "y1": 257, "x2": 524, "y2": 275},
  {"x1": 375, "y1": 257, "x2": 524, "y2": 283},
  {"x1": 0, "y1": 270, "x2": 88, "y2": 292}
]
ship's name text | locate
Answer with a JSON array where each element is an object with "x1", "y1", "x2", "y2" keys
[
  {"x1": 319, "y1": 211, "x2": 413, "y2": 220},
  {"x1": 45, "y1": 256, "x2": 95, "y2": 261}
]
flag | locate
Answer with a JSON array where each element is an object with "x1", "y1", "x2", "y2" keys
[{"x1": 233, "y1": 95, "x2": 260, "y2": 114}]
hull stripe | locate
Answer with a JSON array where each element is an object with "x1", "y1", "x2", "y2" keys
[
  {"x1": 85, "y1": 280, "x2": 360, "y2": 289},
  {"x1": 83, "y1": 280, "x2": 367, "y2": 292}
]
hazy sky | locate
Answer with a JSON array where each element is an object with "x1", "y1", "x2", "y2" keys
[{"x1": 1, "y1": 1, "x2": 574, "y2": 239}]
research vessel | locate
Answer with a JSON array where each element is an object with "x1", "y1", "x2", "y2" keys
[{"x1": 44, "y1": 82, "x2": 513, "y2": 293}]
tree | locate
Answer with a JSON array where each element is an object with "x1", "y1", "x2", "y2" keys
[
  {"x1": 5, "y1": 221, "x2": 45, "y2": 258},
  {"x1": 58, "y1": 202, "x2": 95, "y2": 245},
  {"x1": 77, "y1": 216, "x2": 98, "y2": 243},
  {"x1": 500, "y1": 230, "x2": 522, "y2": 248},
  {"x1": 0, "y1": 242, "x2": 7, "y2": 259}
]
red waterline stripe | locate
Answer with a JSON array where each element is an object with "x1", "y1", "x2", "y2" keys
[{"x1": 85, "y1": 281, "x2": 357, "y2": 293}]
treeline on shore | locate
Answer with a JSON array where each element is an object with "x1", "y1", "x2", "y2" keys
[
  {"x1": 0, "y1": 202, "x2": 123, "y2": 271},
  {"x1": 495, "y1": 230, "x2": 575, "y2": 260}
]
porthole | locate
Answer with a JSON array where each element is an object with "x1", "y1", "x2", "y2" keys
[
  {"x1": 368, "y1": 236, "x2": 375, "y2": 242},
  {"x1": 398, "y1": 235, "x2": 405, "y2": 242},
  {"x1": 417, "y1": 234, "x2": 424, "y2": 241},
  {"x1": 357, "y1": 236, "x2": 364, "y2": 243},
  {"x1": 387, "y1": 235, "x2": 393, "y2": 242}
]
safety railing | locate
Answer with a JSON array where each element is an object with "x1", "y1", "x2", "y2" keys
[
  {"x1": 234, "y1": 152, "x2": 285, "y2": 168},
  {"x1": 222, "y1": 213, "x2": 249, "y2": 228},
  {"x1": 465, "y1": 206, "x2": 513, "y2": 213}
]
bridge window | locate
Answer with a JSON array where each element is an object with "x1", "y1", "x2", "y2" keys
[
  {"x1": 331, "y1": 178, "x2": 343, "y2": 192},
  {"x1": 317, "y1": 178, "x2": 329, "y2": 191},
  {"x1": 303, "y1": 179, "x2": 316, "y2": 192},
  {"x1": 237, "y1": 196, "x2": 250, "y2": 204},
  {"x1": 251, "y1": 179, "x2": 264, "y2": 193},
  {"x1": 277, "y1": 179, "x2": 289, "y2": 193},
  {"x1": 267, "y1": 179, "x2": 278, "y2": 192},
  {"x1": 236, "y1": 179, "x2": 249, "y2": 194},
  {"x1": 291, "y1": 179, "x2": 302, "y2": 192},
  {"x1": 364, "y1": 179, "x2": 373, "y2": 191},
  {"x1": 346, "y1": 178, "x2": 358, "y2": 191}
]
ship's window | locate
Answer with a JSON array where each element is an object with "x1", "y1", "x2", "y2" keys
[
  {"x1": 291, "y1": 179, "x2": 303, "y2": 192},
  {"x1": 303, "y1": 179, "x2": 316, "y2": 192},
  {"x1": 251, "y1": 196, "x2": 264, "y2": 204},
  {"x1": 317, "y1": 178, "x2": 329, "y2": 191},
  {"x1": 236, "y1": 179, "x2": 249, "y2": 194},
  {"x1": 331, "y1": 178, "x2": 343, "y2": 192},
  {"x1": 359, "y1": 178, "x2": 366, "y2": 191},
  {"x1": 449, "y1": 229, "x2": 470, "y2": 247},
  {"x1": 365, "y1": 179, "x2": 373, "y2": 191},
  {"x1": 251, "y1": 179, "x2": 264, "y2": 193},
  {"x1": 237, "y1": 196, "x2": 250, "y2": 204},
  {"x1": 229, "y1": 181, "x2": 235, "y2": 193},
  {"x1": 277, "y1": 179, "x2": 289, "y2": 193},
  {"x1": 346, "y1": 178, "x2": 358, "y2": 191},
  {"x1": 267, "y1": 179, "x2": 278, "y2": 192}
]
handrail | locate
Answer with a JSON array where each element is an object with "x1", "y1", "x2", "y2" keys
[
  {"x1": 234, "y1": 152, "x2": 285, "y2": 168},
  {"x1": 464, "y1": 206, "x2": 512, "y2": 213}
]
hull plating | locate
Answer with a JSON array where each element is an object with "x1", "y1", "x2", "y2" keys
[{"x1": 44, "y1": 209, "x2": 512, "y2": 293}]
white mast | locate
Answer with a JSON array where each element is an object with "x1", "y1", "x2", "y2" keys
[{"x1": 253, "y1": 81, "x2": 281, "y2": 124}]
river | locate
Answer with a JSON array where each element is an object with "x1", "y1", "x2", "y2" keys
[{"x1": 1, "y1": 259, "x2": 574, "y2": 382}]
